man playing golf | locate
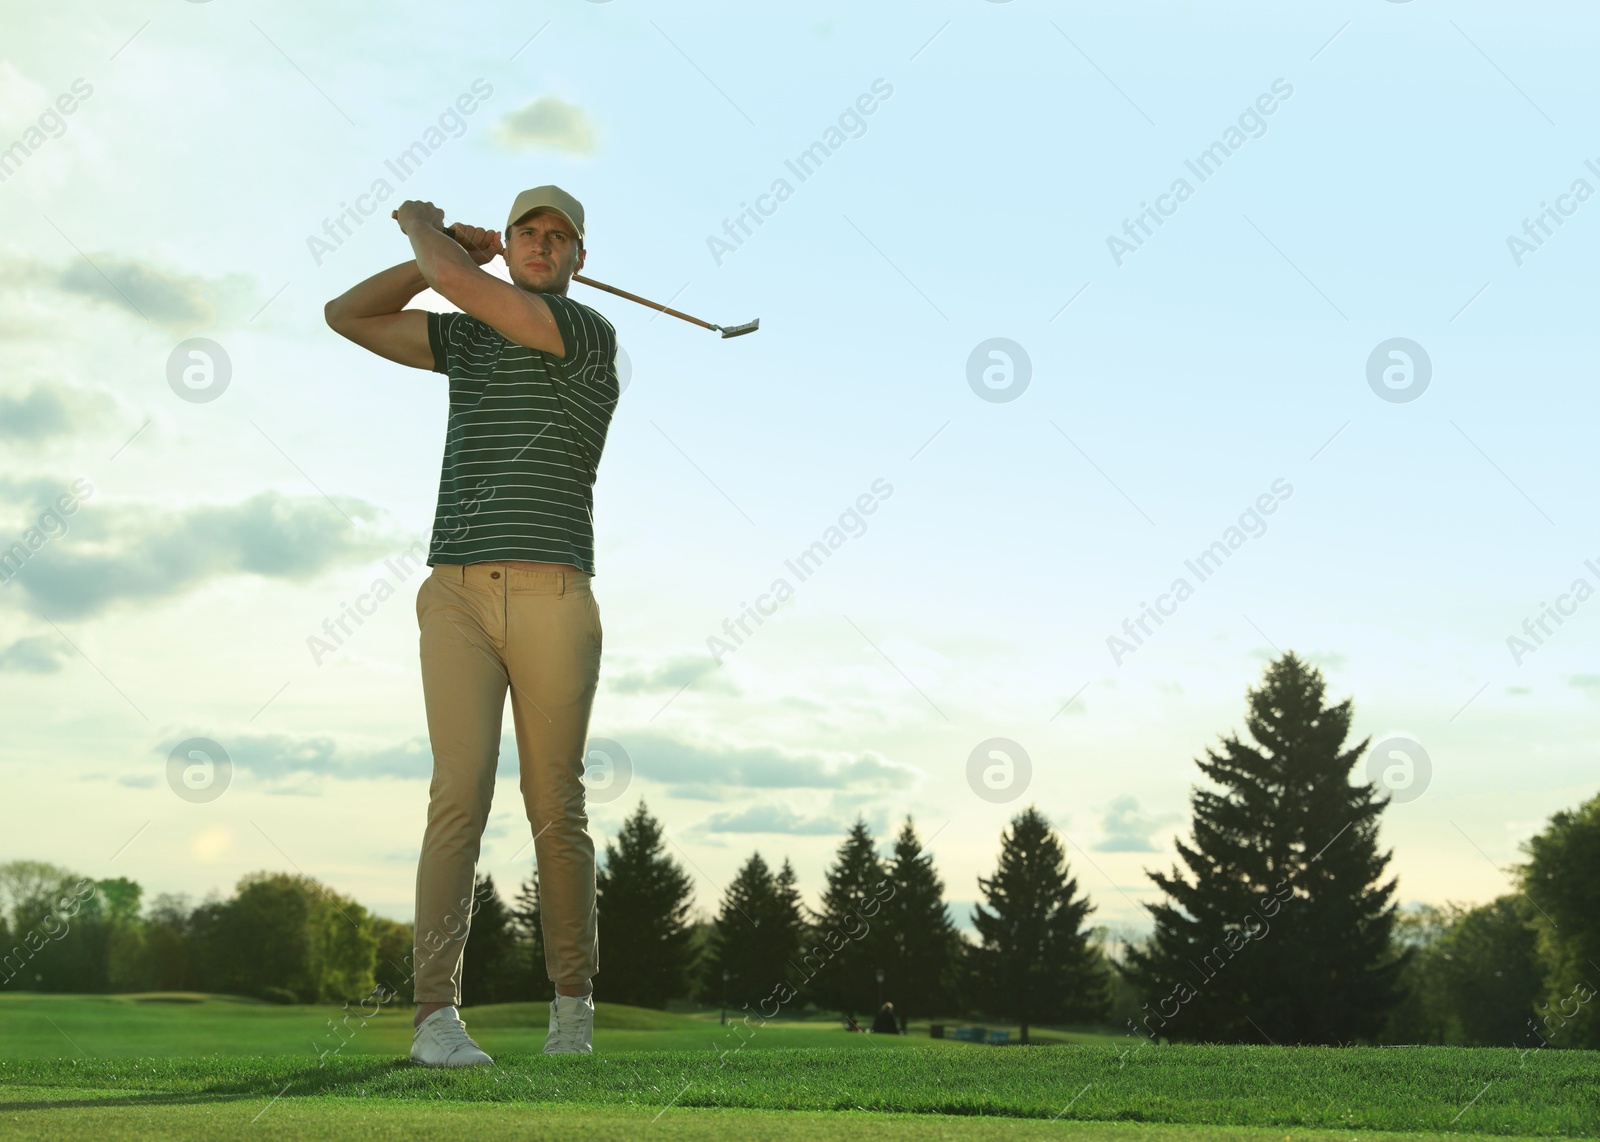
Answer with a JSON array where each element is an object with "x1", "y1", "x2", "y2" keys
[{"x1": 324, "y1": 185, "x2": 618, "y2": 1065}]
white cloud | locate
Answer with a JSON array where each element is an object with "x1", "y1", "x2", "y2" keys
[
  {"x1": 0, "y1": 634, "x2": 69, "y2": 673},
  {"x1": 494, "y1": 95, "x2": 597, "y2": 154},
  {"x1": 697, "y1": 803, "x2": 844, "y2": 835},
  {"x1": 1092, "y1": 794, "x2": 1179, "y2": 853},
  {"x1": 0, "y1": 253, "x2": 262, "y2": 335},
  {"x1": 608, "y1": 653, "x2": 737, "y2": 696},
  {"x1": 1, "y1": 490, "x2": 403, "y2": 620}
]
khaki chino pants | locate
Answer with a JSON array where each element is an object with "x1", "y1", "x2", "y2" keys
[{"x1": 412, "y1": 561, "x2": 601, "y2": 1003}]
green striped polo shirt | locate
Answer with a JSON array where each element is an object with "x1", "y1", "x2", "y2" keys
[{"x1": 425, "y1": 293, "x2": 619, "y2": 573}]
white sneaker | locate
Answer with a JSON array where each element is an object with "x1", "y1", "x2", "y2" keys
[
  {"x1": 410, "y1": 1006, "x2": 494, "y2": 1067},
  {"x1": 543, "y1": 993, "x2": 594, "y2": 1054}
]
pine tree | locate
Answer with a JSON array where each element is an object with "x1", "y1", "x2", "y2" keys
[
  {"x1": 806, "y1": 819, "x2": 894, "y2": 1020},
  {"x1": 970, "y1": 806, "x2": 1106, "y2": 1043},
  {"x1": 881, "y1": 817, "x2": 961, "y2": 1021},
  {"x1": 773, "y1": 858, "x2": 805, "y2": 962},
  {"x1": 595, "y1": 802, "x2": 696, "y2": 1008},
  {"x1": 461, "y1": 873, "x2": 526, "y2": 1005},
  {"x1": 698, "y1": 852, "x2": 807, "y2": 1013},
  {"x1": 509, "y1": 866, "x2": 546, "y2": 987},
  {"x1": 1119, "y1": 651, "x2": 1406, "y2": 1044}
]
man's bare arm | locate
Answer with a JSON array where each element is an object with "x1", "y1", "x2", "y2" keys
[
  {"x1": 401, "y1": 202, "x2": 566, "y2": 359},
  {"x1": 323, "y1": 261, "x2": 435, "y2": 370}
]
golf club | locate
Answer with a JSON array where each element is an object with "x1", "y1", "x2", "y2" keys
[
  {"x1": 392, "y1": 213, "x2": 761, "y2": 338},
  {"x1": 570, "y1": 273, "x2": 760, "y2": 339}
]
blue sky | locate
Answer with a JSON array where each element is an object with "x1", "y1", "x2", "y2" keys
[{"x1": 2, "y1": 0, "x2": 1597, "y2": 942}]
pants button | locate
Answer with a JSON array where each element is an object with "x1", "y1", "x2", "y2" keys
[{"x1": 490, "y1": 571, "x2": 500, "y2": 579}]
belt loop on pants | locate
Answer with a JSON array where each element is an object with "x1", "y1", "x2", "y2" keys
[{"x1": 556, "y1": 571, "x2": 566, "y2": 598}]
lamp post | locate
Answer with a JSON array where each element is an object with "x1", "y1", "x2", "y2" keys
[
  {"x1": 875, "y1": 966, "x2": 885, "y2": 1008},
  {"x1": 720, "y1": 968, "x2": 730, "y2": 1026}
]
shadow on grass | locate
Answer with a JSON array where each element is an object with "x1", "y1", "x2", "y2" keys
[
  {"x1": 0, "y1": 1093, "x2": 260, "y2": 1113},
  {"x1": 1, "y1": 1058, "x2": 421, "y2": 1113},
  {"x1": 200, "y1": 1057, "x2": 417, "y2": 1097}
]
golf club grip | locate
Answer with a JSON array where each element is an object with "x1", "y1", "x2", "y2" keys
[{"x1": 389, "y1": 210, "x2": 464, "y2": 240}]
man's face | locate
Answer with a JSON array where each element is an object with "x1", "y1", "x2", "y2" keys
[{"x1": 506, "y1": 209, "x2": 584, "y2": 295}]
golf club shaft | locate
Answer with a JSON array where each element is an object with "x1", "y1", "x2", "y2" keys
[{"x1": 567, "y1": 274, "x2": 716, "y2": 332}]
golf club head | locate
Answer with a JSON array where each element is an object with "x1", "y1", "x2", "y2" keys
[{"x1": 717, "y1": 318, "x2": 760, "y2": 339}]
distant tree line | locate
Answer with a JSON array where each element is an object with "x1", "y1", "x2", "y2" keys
[
  {"x1": 5, "y1": 652, "x2": 1595, "y2": 1047},
  {"x1": 420, "y1": 801, "x2": 1111, "y2": 1044},
  {"x1": 0, "y1": 865, "x2": 411, "y2": 1005},
  {"x1": 0, "y1": 806, "x2": 1112, "y2": 1042},
  {"x1": 1379, "y1": 810, "x2": 1600, "y2": 1050}
]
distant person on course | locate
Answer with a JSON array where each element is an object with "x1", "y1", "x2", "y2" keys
[
  {"x1": 324, "y1": 185, "x2": 619, "y2": 1066},
  {"x1": 872, "y1": 1002, "x2": 899, "y2": 1035}
]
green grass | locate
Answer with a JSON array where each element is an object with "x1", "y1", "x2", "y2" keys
[
  {"x1": 0, "y1": 995, "x2": 1594, "y2": 1141},
  {"x1": 0, "y1": 1092, "x2": 1582, "y2": 1142},
  {"x1": 5, "y1": 1094, "x2": 1578, "y2": 1142},
  {"x1": 0, "y1": 992, "x2": 1114, "y2": 1058},
  {"x1": 2, "y1": 1046, "x2": 1596, "y2": 1138}
]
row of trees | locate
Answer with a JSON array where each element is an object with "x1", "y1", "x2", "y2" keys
[
  {"x1": 6, "y1": 653, "x2": 1596, "y2": 1047},
  {"x1": 433, "y1": 803, "x2": 1110, "y2": 1044},
  {"x1": 0, "y1": 807, "x2": 1113, "y2": 1045},
  {"x1": 1385, "y1": 833, "x2": 1599, "y2": 1050},
  {"x1": 0, "y1": 861, "x2": 412, "y2": 1004}
]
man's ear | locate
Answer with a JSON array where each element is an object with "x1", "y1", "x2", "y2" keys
[{"x1": 576, "y1": 247, "x2": 586, "y2": 273}]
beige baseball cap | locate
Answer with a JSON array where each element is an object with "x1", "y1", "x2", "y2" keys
[{"x1": 506, "y1": 185, "x2": 585, "y2": 246}]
